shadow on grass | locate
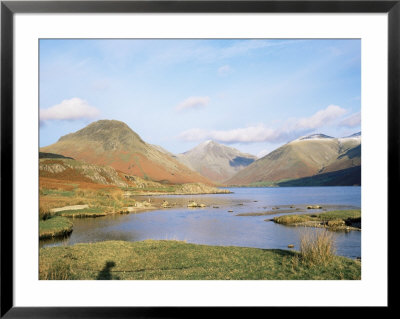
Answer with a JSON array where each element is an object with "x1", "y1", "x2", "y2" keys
[
  {"x1": 96, "y1": 261, "x2": 120, "y2": 280},
  {"x1": 262, "y1": 249, "x2": 297, "y2": 257}
]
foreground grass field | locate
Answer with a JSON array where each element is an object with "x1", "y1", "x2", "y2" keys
[{"x1": 39, "y1": 240, "x2": 361, "y2": 280}]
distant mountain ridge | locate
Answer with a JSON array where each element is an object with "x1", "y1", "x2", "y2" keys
[
  {"x1": 176, "y1": 140, "x2": 257, "y2": 183},
  {"x1": 40, "y1": 121, "x2": 361, "y2": 187},
  {"x1": 226, "y1": 132, "x2": 361, "y2": 186},
  {"x1": 40, "y1": 120, "x2": 212, "y2": 185}
]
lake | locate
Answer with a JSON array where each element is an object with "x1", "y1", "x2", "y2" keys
[{"x1": 40, "y1": 186, "x2": 361, "y2": 258}]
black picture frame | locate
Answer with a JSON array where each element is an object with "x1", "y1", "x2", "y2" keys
[{"x1": 1, "y1": 0, "x2": 396, "y2": 317}]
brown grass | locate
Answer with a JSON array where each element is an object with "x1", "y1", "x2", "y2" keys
[
  {"x1": 299, "y1": 229, "x2": 336, "y2": 266},
  {"x1": 39, "y1": 177, "x2": 77, "y2": 191},
  {"x1": 40, "y1": 177, "x2": 114, "y2": 191},
  {"x1": 39, "y1": 187, "x2": 129, "y2": 215},
  {"x1": 39, "y1": 205, "x2": 52, "y2": 220}
]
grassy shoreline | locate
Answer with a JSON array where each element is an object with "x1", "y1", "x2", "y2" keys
[
  {"x1": 39, "y1": 240, "x2": 361, "y2": 280},
  {"x1": 39, "y1": 216, "x2": 73, "y2": 239},
  {"x1": 38, "y1": 182, "x2": 233, "y2": 240}
]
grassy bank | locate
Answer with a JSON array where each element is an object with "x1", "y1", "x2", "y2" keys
[
  {"x1": 39, "y1": 240, "x2": 361, "y2": 280},
  {"x1": 273, "y1": 209, "x2": 361, "y2": 231},
  {"x1": 39, "y1": 216, "x2": 73, "y2": 239},
  {"x1": 57, "y1": 207, "x2": 108, "y2": 218}
]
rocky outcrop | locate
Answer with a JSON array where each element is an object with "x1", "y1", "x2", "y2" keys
[{"x1": 187, "y1": 201, "x2": 207, "y2": 208}]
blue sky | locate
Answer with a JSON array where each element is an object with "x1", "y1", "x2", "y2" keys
[{"x1": 39, "y1": 39, "x2": 361, "y2": 157}]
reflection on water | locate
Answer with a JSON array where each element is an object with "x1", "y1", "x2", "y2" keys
[{"x1": 40, "y1": 187, "x2": 361, "y2": 258}]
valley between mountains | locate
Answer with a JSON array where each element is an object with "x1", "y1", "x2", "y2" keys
[
  {"x1": 39, "y1": 119, "x2": 361, "y2": 280},
  {"x1": 40, "y1": 119, "x2": 361, "y2": 189}
]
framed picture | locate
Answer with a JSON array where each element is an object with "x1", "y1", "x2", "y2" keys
[{"x1": 1, "y1": 0, "x2": 395, "y2": 316}]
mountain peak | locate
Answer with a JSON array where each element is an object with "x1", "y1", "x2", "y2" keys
[
  {"x1": 177, "y1": 141, "x2": 256, "y2": 183},
  {"x1": 58, "y1": 119, "x2": 145, "y2": 151},
  {"x1": 191, "y1": 140, "x2": 220, "y2": 151},
  {"x1": 342, "y1": 132, "x2": 361, "y2": 138},
  {"x1": 200, "y1": 139, "x2": 217, "y2": 147},
  {"x1": 298, "y1": 133, "x2": 333, "y2": 141},
  {"x1": 67, "y1": 119, "x2": 134, "y2": 135}
]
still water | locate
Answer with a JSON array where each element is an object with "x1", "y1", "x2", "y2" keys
[{"x1": 41, "y1": 187, "x2": 361, "y2": 258}]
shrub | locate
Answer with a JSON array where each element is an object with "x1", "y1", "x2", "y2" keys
[
  {"x1": 300, "y1": 229, "x2": 336, "y2": 266},
  {"x1": 274, "y1": 214, "x2": 308, "y2": 225}
]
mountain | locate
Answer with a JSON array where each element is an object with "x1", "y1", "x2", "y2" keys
[
  {"x1": 40, "y1": 120, "x2": 212, "y2": 185},
  {"x1": 176, "y1": 140, "x2": 257, "y2": 183},
  {"x1": 226, "y1": 132, "x2": 361, "y2": 186},
  {"x1": 277, "y1": 166, "x2": 361, "y2": 187}
]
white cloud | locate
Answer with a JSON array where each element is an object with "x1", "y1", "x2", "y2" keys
[
  {"x1": 291, "y1": 104, "x2": 347, "y2": 131},
  {"x1": 40, "y1": 98, "x2": 100, "y2": 121},
  {"x1": 218, "y1": 65, "x2": 232, "y2": 76},
  {"x1": 179, "y1": 105, "x2": 347, "y2": 144},
  {"x1": 175, "y1": 96, "x2": 210, "y2": 111},
  {"x1": 339, "y1": 112, "x2": 361, "y2": 128}
]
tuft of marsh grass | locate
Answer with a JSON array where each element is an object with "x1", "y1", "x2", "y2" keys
[
  {"x1": 299, "y1": 229, "x2": 336, "y2": 266},
  {"x1": 274, "y1": 214, "x2": 310, "y2": 224}
]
